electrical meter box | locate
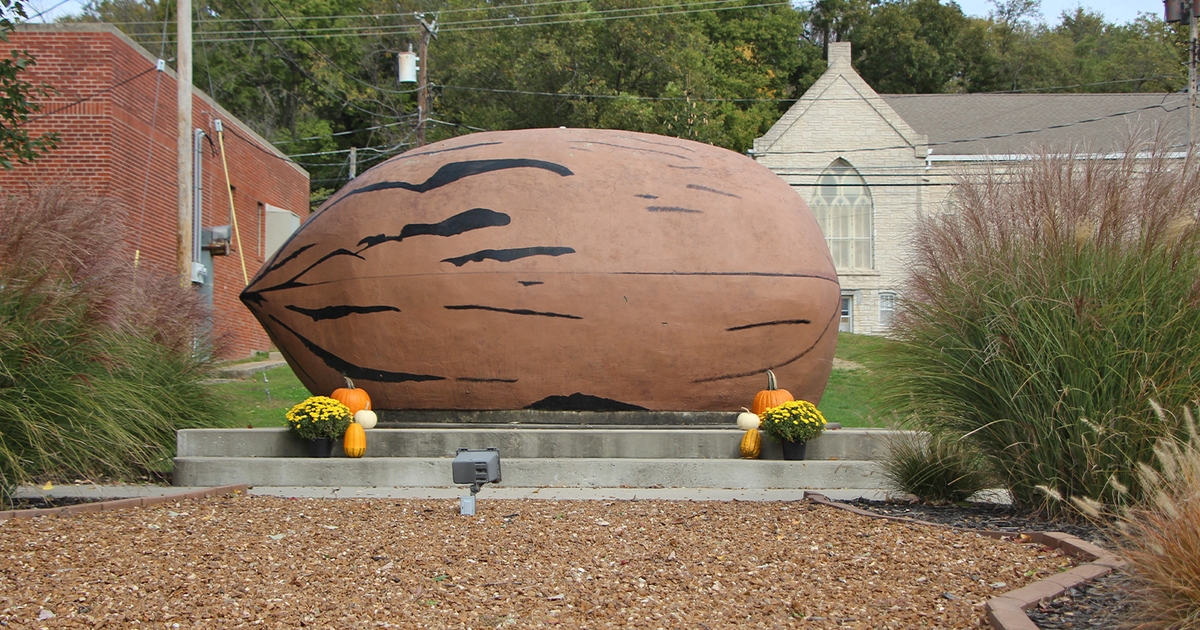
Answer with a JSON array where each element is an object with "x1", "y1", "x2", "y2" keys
[{"x1": 452, "y1": 448, "x2": 501, "y2": 486}]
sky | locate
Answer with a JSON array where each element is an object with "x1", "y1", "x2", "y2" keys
[
  {"x1": 16, "y1": 0, "x2": 1162, "y2": 26},
  {"x1": 954, "y1": 0, "x2": 1157, "y2": 25}
]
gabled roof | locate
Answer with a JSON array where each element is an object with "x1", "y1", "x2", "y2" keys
[
  {"x1": 881, "y1": 92, "x2": 1187, "y2": 156},
  {"x1": 754, "y1": 42, "x2": 928, "y2": 157}
]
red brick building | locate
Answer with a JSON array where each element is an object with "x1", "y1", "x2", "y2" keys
[{"x1": 0, "y1": 23, "x2": 310, "y2": 359}]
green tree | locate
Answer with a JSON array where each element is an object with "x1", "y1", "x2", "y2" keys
[
  {"x1": 0, "y1": 0, "x2": 57, "y2": 168},
  {"x1": 851, "y1": 0, "x2": 969, "y2": 93}
]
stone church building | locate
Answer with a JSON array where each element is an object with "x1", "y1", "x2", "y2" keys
[{"x1": 753, "y1": 42, "x2": 1186, "y2": 335}]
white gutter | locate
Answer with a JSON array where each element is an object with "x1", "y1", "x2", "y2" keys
[{"x1": 926, "y1": 151, "x2": 1188, "y2": 163}]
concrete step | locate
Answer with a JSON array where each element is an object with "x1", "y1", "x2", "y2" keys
[
  {"x1": 172, "y1": 456, "x2": 886, "y2": 489},
  {"x1": 177, "y1": 427, "x2": 905, "y2": 461}
]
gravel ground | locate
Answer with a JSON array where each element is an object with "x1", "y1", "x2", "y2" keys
[
  {"x1": 0, "y1": 494, "x2": 1072, "y2": 629},
  {"x1": 837, "y1": 499, "x2": 1135, "y2": 630}
]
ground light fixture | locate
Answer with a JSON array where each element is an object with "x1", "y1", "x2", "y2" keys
[{"x1": 452, "y1": 447, "x2": 501, "y2": 515}]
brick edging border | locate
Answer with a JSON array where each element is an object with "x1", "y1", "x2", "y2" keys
[
  {"x1": 0, "y1": 484, "x2": 250, "y2": 521},
  {"x1": 803, "y1": 491, "x2": 1126, "y2": 630}
]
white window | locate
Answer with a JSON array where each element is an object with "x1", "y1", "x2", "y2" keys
[
  {"x1": 879, "y1": 291, "x2": 896, "y2": 328},
  {"x1": 811, "y1": 159, "x2": 873, "y2": 270},
  {"x1": 264, "y1": 204, "x2": 301, "y2": 259},
  {"x1": 839, "y1": 295, "x2": 853, "y2": 333}
]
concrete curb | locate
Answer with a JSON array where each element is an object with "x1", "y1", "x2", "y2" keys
[
  {"x1": 803, "y1": 492, "x2": 1125, "y2": 630},
  {"x1": 0, "y1": 484, "x2": 249, "y2": 521}
]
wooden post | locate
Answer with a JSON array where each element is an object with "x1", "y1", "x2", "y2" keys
[
  {"x1": 416, "y1": 15, "x2": 437, "y2": 147},
  {"x1": 1191, "y1": 6, "x2": 1197, "y2": 148},
  {"x1": 177, "y1": 0, "x2": 193, "y2": 285}
]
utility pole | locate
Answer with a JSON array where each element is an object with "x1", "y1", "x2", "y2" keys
[
  {"x1": 1165, "y1": 0, "x2": 1194, "y2": 147},
  {"x1": 416, "y1": 13, "x2": 437, "y2": 147},
  {"x1": 177, "y1": 0, "x2": 193, "y2": 285},
  {"x1": 349, "y1": 146, "x2": 357, "y2": 179},
  {"x1": 1191, "y1": 4, "x2": 1197, "y2": 148}
]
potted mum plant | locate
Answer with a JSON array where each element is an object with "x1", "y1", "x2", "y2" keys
[
  {"x1": 759, "y1": 400, "x2": 827, "y2": 460},
  {"x1": 286, "y1": 396, "x2": 353, "y2": 457}
]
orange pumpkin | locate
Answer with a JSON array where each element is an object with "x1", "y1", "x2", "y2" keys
[
  {"x1": 331, "y1": 377, "x2": 372, "y2": 415},
  {"x1": 750, "y1": 370, "x2": 794, "y2": 415},
  {"x1": 343, "y1": 421, "x2": 366, "y2": 458}
]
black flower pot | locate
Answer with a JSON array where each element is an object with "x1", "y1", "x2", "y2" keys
[
  {"x1": 781, "y1": 440, "x2": 807, "y2": 461},
  {"x1": 309, "y1": 437, "x2": 335, "y2": 458}
]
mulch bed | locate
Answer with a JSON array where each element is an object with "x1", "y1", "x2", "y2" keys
[
  {"x1": 0, "y1": 493, "x2": 1073, "y2": 629},
  {"x1": 838, "y1": 498, "x2": 1138, "y2": 630}
]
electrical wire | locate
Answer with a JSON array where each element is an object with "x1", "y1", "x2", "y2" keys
[
  {"x1": 755, "y1": 101, "x2": 1187, "y2": 156},
  {"x1": 20, "y1": 66, "x2": 156, "y2": 125},
  {"x1": 996, "y1": 76, "x2": 1181, "y2": 93},
  {"x1": 271, "y1": 117, "x2": 416, "y2": 146},
  {"x1": 25, "y1": 0, "x2": 74, "y2": 22},
  {"x1": 220, "y1": 0, "x2": 400, "y2": 120},
  {"x1": 133, "y1": 0, "x2": 790, "y2": 44},
  {"x1": 436, "y1": 83, "x2": 795, "y2": 102},
  {"x1": 257, "y1": 0, "x2": 420, "y2": 96},
  {"x1": 134, "y1": 0, "x2": 173, "y2": 269},
  {"x1": 104, "y1": 0, "x2": 605, "y2": 26}
]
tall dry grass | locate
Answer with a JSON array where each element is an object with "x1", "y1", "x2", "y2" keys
[
  {"x1": 1075, "y1": 404, "x2": 1200, "y2": 629},
  {"x1": 0, "y1": 187, "x2": 227, "y2": 502},
  {"x1": 886, "y1": 131, "x2": 1200, "y2": 516}
]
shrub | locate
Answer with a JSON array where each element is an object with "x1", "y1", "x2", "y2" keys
[
  {"x1": 880, "y1": 430, "x2": 995, "y2": 504},
  {"x1": 887, "y1": 132, "x2": 1200, "y2": 516},
  {"x1": 0, "y1": 187, "x2": 228, "y2": 503}
]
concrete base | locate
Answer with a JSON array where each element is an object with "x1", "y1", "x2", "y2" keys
[
  {"x1": 245, "y1": 486, "x2": 900, "y2": 502},
  {"x1": 172, "y1": 456, "x2": 885, "y2": 489},
  {"x1": 177, "y1": 427, "x2": 905, "y2": 461}
]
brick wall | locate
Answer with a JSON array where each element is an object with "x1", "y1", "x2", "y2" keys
[{"x1": 0, "y1": 24, "x2": 309, "y2": 359}]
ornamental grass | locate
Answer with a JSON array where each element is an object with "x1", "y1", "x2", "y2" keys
[
  {"x1": 0, "y1": 187, "x2": 227, "y2": 505},
  {"x1": 880, "y1": 430, "x2": 995, "y2": 504},
  {"x1": 1074, "y1": 405, "x2": 1200, "y2": 629},
  {"x1": 886, "y1": 131, "x2": 1200, "y2": 517}
]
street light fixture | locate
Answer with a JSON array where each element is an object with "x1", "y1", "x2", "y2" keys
[{"x1": 452, "y1": 447, "x2": 501, "y2": 516}]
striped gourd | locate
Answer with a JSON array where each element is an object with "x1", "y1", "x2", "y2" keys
[
  {"x1": 343, "y1": 422, "x2": 367, "y2": 458},
  {"x1": 740, "y1": 428, "x2": 762, "y2": 459}
]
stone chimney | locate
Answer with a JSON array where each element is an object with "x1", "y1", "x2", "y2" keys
[{"x1": 828, "y1": 41, "x2": 852, "y2": 69}]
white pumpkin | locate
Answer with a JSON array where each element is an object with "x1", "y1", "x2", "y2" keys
[
  {"x1": 736, "y1": 407, "x2": 760, "y2": 431},
  {"x1": 353, "y1": 409, "x2": 378, "y2": 429}
]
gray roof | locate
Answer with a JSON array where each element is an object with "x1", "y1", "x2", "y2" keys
[{"x1": 880, "y1": 92, "x2": 1187, "y2": 155}]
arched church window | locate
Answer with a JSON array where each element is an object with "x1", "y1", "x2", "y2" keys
[{"x1": 810, "y1": 159, "x2": 873, "y2": 269}]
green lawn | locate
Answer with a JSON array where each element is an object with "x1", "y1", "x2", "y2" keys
[
  {"x1": 818, "y1": 332, "x2": 895, "y2": 428},
  {"x1": 210, "y1": 365, "x2": 310, "y2": 428},
  {"x1": 207, "y1": 333, "x2": 893, "y2": 428}
]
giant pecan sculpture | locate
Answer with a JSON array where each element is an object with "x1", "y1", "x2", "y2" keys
[{"x1": 242, "y1": 128, "x2": 840, "y2": 411}]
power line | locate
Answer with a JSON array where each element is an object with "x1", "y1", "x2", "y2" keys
[
  {"x1": 128, "y1": 0, "x2": 790, "y2": 44},
  {"x1": 436, "y1": 83, "x2": 796, "y2": 102},
  {"x1": 104, "y1": 0, "x2": 600, "y2": 27},
  {"x1": 755, "y1": 101, "x2": 1188, "y2": 156},
  {"x1": 448, "y1": 0, "x2": 788, "y2": 32},
  {"x1": 220, "y1": 0, "x2": 400, "y2": 121},
  {"x1": 997, "y1": 76, "x2": 1182, "y2": 93},
  {"x1": 21, "y1": 66, "x2": 157, "y2": 125},
  {"x1": 257, "y1": 0, "x2": 420, "y2": 96},
  {"x1": 271, "y1": 117, "x2": 416, "y2": 146},
  {"x1": 25, "y1": 0, "x2": 73, "y2": 22}
]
